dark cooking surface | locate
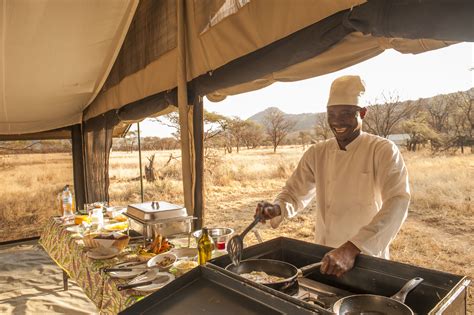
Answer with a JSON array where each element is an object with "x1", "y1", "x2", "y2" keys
[
  {"x1": 120, "y1": 266, "x2": 315, "y2": 315},
  {"x1": 121, "y1": 237, "x2": 468, "y2": 314},
  {"x1": 211, "y1": 237, "x2": 468, "y2": 314}
]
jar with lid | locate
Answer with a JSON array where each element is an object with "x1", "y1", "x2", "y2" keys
[{"x1": 198, "y1": 227, "x2": 214, "y2": 265}]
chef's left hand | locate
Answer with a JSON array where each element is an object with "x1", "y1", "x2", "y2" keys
[{"x1": 320, "y1": 241, "x2": 361, "y2": 277}]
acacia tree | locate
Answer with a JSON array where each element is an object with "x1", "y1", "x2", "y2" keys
[
  {"x1": 299, "y1": 131, "x2": 311, "y2": 149},
  {"x1": 124, "y1": 130, "x2": 138, "y2": 152},
  {"x1": 445, "y1": 91, "x2": 473, "y2": 153},
  {"x1": 314, "y1": 112, "x2": 332, "y2": 140},
  {"x1": 364, "y1": 92, "x2": 419, "y2": 138},
  {"x1": 154, "y1": 110, "x2": 229, "y2": 144},
  {"x1": 227, "y1": 117, "x2": 247, "y2": 153},
  {"x1": 241, "y1": 121, "x2": 264, "y2": 149},
  {"x1": 263, "y1": 108, "x2": 296, "y2": 153},
  {"x1": 401, "y1": 113, "x2": 439, "y2": 152},
  {"x1": 425, "y1": 95, "x2": 451, "y2": 133}
]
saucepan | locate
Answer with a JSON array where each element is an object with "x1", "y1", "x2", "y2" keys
[
  {"x1": 225, "y1": 259, "x2": 323, "y2": 293},
  {"x1": 332, "y1": 277, "x2": 424, "y2": 315}
]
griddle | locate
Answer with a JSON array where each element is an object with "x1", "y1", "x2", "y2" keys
[
  {"x1": 210, "y1": 237, "x2": 470, "y2": 314},
  {"x1": 119, "y1": 265, "x2": 315, "y2": 315}
]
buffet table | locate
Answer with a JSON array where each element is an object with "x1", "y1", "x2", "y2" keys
[{"x1": 39, "y1": 217, "x2": 151, "y2": 314}]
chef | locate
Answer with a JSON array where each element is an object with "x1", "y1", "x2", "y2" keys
[{"x1": 257, "y1": 75, "x2": 410, "y2": 277}]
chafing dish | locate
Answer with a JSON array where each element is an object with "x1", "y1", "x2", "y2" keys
[{"x1": 125, "y1": 201, "x2": 195, "y2": 239}]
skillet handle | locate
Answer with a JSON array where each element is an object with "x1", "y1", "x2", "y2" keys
[
  {"x1": 390, "y1": 277, "x2": 424, "y2": 303},
  {"x1": 298, "y1": 261, "x2": 323, "y2": 277}
]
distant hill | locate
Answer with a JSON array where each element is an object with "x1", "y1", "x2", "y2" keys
[
  {"x1": 247, "y1": 88, "x2": 474, "y2": 134},
  {"x1": 247, "y1": 107, "x2": 322, "y2": 133}
]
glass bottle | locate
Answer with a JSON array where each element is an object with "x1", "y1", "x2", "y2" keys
[
  {"x1": 198, "y1": 227, "x2": 214, "y2": 265},
  {"x1": 62, "y1": 185, "x2": 74, "y2": 219}
]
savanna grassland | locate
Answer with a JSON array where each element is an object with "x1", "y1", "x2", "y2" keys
[{"x1": 1, "y1": 146, "x2": 472, "y2": 311}]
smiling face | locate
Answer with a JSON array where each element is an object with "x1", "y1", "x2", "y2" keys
[{"x1": 327, "y1": 105, "x2": 366, "y2": 149}]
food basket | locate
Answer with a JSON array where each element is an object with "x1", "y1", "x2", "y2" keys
[{"x1": 83, "y1": 232, "x2": 130, "y2": 251}]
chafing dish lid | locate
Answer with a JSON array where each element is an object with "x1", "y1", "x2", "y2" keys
[{"x1": 127, "y1": 201, "x2": 187, "y2": 220}]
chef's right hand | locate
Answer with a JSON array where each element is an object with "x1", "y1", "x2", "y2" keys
[{"x1": 255, "y1": 201, "x2": 281, "y2": 224}]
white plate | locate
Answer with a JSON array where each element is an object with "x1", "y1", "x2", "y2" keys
[
  {"x1": 170, "y1": 247, "x2": 198, "y2": 261},
  {"x1": 86, "y1": 247, "x2": 119, "y2": 260},
  {"x1": 108, "y1": 262, "x2": 146, "y2": 279},
  {"x1": 66, "y1": 225, "x2": 82, "y2": 233},
  {"x1": 147, "y1": 252, "x2": 177, "y2": 270},
  {"x1": 130, "y1": 271, "x2": 174, "y2": 292}
]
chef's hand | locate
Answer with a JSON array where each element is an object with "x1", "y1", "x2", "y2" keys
[
  {"x1": 255, "y1": 201, "x2": 281, "y2": 223},
  {"x1": 320, "y1": 241, "x2": 361, "y2": 277}
]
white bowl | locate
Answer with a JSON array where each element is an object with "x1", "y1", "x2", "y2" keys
[
  {"x1": 173, "y1": 260, "x2": 198, "y2": 276},
  {"x1": 147, "y1": 252, "x2": 177, "y2": 271},
  {"x1": 170, "y1": 247, "x2": 198, "y2": 261}
]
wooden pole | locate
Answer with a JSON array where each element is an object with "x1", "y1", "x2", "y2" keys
[
  {"x1": 71, "y1": 124, "x2": 86, "y2": 210},
  {"x1": 137, "y1": 122, "x2": 144, "y2": 203},
  {"x1": 193, "y1": 96, "x2": 204, "y2": 229}
]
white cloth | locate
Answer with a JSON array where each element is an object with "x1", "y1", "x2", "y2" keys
[{"x1": 271, "y1": 132, "x2": 410, "y2": 258}]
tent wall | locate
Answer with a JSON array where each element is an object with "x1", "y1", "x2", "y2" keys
[{"x1": 83, "y1": 116, "x2": 116, "y2": 204}]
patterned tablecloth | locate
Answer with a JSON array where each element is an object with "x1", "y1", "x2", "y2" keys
[{"x1": 39, "y1": 217, "x2": 149, "y2": 314}]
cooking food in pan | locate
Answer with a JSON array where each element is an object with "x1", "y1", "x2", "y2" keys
[{"x1": 239, "y1": 271, "x2": 285, "y2": 283}]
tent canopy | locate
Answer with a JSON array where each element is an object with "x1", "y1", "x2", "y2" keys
[{"x1": 1, "y1": 0, "x2": 472, "y2": 136}]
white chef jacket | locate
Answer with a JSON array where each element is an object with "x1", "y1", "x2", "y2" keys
[{"x1": 271, "y1": 132, "x2": 410, "y2": 258}]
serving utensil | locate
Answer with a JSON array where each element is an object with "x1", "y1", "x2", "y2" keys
[
  {"x1": 116, "y1": 272, "x2": 171, "y2": 291},
  {"x1": 104, "y1": 266, "x2": 154, "y2": 273},
  {"x1": 227, "y1": 208, "x2": 262, "y2": 266},
  {"x1": 103, "y1": 261, "x2": 148, "y2": 273}
]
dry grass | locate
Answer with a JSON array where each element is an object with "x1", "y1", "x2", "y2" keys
[{"x1": 0, "y1": 147, "x2": 472, "y2": 311}]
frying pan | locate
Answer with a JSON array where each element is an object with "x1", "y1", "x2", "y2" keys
[
  {"x1": 225, "y1": 259, "x2": 322, "y2": 293},
  {"x1": 332, "y1": 277, "x2": 424, "y2": 315}
]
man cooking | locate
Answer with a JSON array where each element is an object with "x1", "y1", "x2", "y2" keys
[{"x1": 257, "y1": 75, "x2": 410, "y2": 277}]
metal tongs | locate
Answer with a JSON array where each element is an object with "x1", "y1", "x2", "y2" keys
[{"x1": 227, "y1": 207, "x2": 262, "y2": 266}]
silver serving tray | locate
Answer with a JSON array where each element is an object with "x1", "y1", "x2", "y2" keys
[{"x1": 127, "y1": 201, "x2": 187, "y2": 221}]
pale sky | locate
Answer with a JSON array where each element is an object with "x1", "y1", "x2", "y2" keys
[{"x1": 138, "y1": 42, "x2": 473, "y2": 137}]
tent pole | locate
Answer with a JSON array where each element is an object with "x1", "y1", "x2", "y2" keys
[
  {"x1": 177, "y1": 0, "x2": 195, "y2": 221},
  {"x1": 193, "y1": 96, "x2": 204, "y2": 229},
  {"x1": 71, "y1": 124, "x2": 86, "y2": 211},
  {"x1": 137, "y1": 122, "x2": 144, "y2": 203}
]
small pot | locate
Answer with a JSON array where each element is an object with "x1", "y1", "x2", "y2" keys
[
  {"x1": 225, "y1": 259, "x2": 322, "y2": 294},
  {"x1": 332, "y1": 277, "x2": 424, "y2": 315}
]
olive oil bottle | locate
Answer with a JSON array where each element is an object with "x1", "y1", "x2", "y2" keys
[{"x1": 198, "y1": 227, "x2": 214, "y2": 265}]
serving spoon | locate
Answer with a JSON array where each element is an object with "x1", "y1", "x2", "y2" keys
[{"x1": 227, "y1": 208, "x2": 262, "y2": 266}]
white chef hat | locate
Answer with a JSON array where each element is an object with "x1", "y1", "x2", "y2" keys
[{"x1": 327, "y1": 75, "x2": 365, "y2": 107}]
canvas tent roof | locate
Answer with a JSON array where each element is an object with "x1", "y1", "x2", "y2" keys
[
  {"x1": 0, "y1": 0, "x2": 472, "y2": 222},
  {"x1": 1, "y1": 0, "x2": 472, "y2": 136}
]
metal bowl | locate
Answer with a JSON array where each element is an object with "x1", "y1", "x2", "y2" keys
[{"x1": 192, "y1": 228, "x2": 234, "y2": 246}]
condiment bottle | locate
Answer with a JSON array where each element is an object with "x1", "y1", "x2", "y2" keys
[{"x1": 198, "y1": 227, "x2": 214, "y2": 265}]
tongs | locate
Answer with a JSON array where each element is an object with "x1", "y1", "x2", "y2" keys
[
  {"x1": 116, "y1": 272, "x2": 169, "y2": 291},
  {"x1": 227, "y1": 207, "x2": 262, "y2": 266},
  {"x1": 103, "y1": 261, "x2": 149, "y2": 273},
  {"x1": 104, "y1": 266, "x2": 154, "y2": 273}
]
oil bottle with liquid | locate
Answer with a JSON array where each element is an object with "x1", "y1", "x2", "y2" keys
[{"x1": 198, "y1": 227, "x2": 214, "y2": 265}]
